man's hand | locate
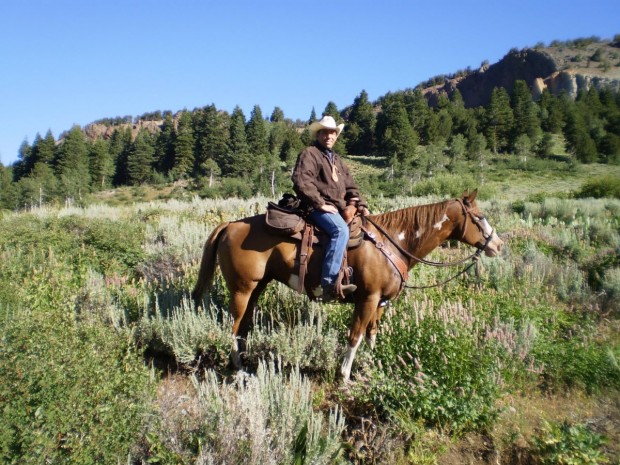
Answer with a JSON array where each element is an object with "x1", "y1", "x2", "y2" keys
[{"x1": 320, "y1": 204, "x2": 339, "y2": 214}]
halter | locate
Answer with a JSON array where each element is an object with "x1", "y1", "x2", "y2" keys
[{"x1": 363, "y1": 198, "x2": 496, "y2": 290}]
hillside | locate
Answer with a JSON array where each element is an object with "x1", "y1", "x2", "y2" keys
[
  {"x1": 422, "y1": 36, "x2": 620, "y2": 107},
  {"x1": 78, "y1": 35, "x2": 620, "y2": 143}
]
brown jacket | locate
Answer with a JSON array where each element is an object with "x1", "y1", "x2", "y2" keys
[{"x1": 292, "y1": 143, "x2": 366, "y2": 212}]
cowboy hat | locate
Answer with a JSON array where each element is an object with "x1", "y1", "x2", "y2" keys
[{"x1": 309, "y1": 115, "x2": 345, "y2": 138}]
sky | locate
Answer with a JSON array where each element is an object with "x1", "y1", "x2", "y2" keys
[{"x1": 1, "y1": 1, "x2": 619, "y2": 166}]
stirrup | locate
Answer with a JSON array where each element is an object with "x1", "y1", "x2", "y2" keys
[
  {"x1": 341, "y1": 283, "x2": 357, "y2": 295},
  {"x1": 320, "y1": 283, "x2": 357, "y2": 303}
]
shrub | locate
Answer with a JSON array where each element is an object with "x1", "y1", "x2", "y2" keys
[
  {"x1": 576, "y1": 176, "x2": 620, "y2": 199},
  {"x1": 219, "y1": 177, "x2": 255, "y2": 199},
  {"x1": 0, "y1": 309, "x2": 154, "y2": 464},
  {"x1": 532, "y1": 420, "x2": 609, "y2": 465},
  {"x1": 532, "y1": 321, "x2": 620, "y2": 393},
  {"x1": 409, "y1": 173, "x2": 480, "y2": 198},
  {"x1": 247, "y1": 305, "x2": 340, "y2": 376},
  {"x1": 148, "y1": 359, "x2": 346, "y2": 464},
  {"x1": 135, "y1": 296, "x2": 233, "y2": 369},
  {"x1": 600, "y1": 267, "x2": 620, "y2": 313},
  {"x1": 366, "y1": 299, "x2": 502, "y2": 433}
]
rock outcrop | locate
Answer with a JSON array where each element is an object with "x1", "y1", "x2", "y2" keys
[
  {"x1": 422, "y1": 39, "x2": 620, "y2": 108},
  {"x1": 83, "y1": 119, "x2": 164, "y2": 141}
]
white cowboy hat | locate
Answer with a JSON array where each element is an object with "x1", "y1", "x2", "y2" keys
[{"x1": 309, "y1": 115, "x2": 345, "y2": 138}]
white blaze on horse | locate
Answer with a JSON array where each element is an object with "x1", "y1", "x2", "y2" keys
[{"x1": 192, "y1": 190, "x2": 504, "y2": 381}]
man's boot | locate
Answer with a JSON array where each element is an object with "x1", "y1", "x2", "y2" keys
[{"x1": 321, "y1": 283, "x2": 357, "y2": 302}]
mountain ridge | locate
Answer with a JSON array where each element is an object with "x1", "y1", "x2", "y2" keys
[{"x1": 77, "y1": 35, "x2": 620, "y2": 143}]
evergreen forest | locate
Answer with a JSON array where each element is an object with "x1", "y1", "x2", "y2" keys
[{"x1": 3, "y1": 81, "x2": 620, "y2": 210}]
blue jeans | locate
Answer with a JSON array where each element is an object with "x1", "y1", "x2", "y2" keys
[{"x1": 309, "y1": 209, "x2": 349, "y2": 287}]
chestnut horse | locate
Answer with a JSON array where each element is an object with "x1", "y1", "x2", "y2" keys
[{"x1": 192, "y1": 190, "x2": 504, "y2": 381}]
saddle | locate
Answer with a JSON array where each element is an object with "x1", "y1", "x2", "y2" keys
[{"x1": 265, "y1": 196, "x2": 364, "y2": 296}]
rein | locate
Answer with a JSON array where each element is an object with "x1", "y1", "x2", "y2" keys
[
  {"x1": 364, "y1": 215, "x2": 484, "y2": 268},
  {"x1": 362, "y1": 199, "x2": 495, "y2": 290}
]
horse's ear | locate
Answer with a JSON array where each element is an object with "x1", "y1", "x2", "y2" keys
[{"x1": 462, "y1": 189, "x2": 478, "y2": 205}]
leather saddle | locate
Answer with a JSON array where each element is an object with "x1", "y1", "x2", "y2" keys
[
  {"x1": 264, "y1": 197, "x2": 364, "y2": 296},
  {"x1": 265, "y1": 200, "x2": 364, "y2": 247}
]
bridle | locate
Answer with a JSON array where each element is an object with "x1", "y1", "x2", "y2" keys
[{"x1": 363, "y1": 198, "x2": 496, "y2": 289}]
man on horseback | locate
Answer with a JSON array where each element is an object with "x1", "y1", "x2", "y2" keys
[{"x1": 292, "y1": 115, "x2": 369, "y2": 302}]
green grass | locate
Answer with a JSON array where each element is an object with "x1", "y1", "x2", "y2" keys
[{"x1": 1, "y1": 174, "x2": 619, "y2": 463}]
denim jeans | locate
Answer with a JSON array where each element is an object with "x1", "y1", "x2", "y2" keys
[{"x1": 309, "y1": 209, "x2": 349, "y2": 287}]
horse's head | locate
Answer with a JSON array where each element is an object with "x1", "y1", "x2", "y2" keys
[{"x1": 450, "y1": 190, "x2": 504, "y2": 257}]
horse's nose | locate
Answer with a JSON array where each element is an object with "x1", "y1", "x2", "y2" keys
[
  {"x1": 485, "y1": 234, "x2": 504, "y2": 257},
  {"x1": 496, "y1": 236, "x2": 504, "y2": 252}
]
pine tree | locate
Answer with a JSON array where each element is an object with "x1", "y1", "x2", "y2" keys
[
  {"x1": 109, "y1": 127, "x2": 133, "y2": 186},
  {"x1": 308, "y1": 107, "x2": 317, "y2": 125},
  {"x1": 539, "y1": 90, "x2": 565, "y2": 134},
  {"x1": 127, "y1": 130, "x2": 155, "y2": 184},
  {"x1": 447, "y1": 133, "x2": 467, "y2": 172},
  {"x1": 224, "y1": 106, "x2": 252, "y2": 177},
  {"x1": 511, "y1": 80, "x2": 541, "y2": 146},
  {"x1": 404, "y1": 90, "x2": 433, "y2": 144},
  {"x1": 485, "y1": 87, "x2": 514, "y2": 153},
  {"x1": 13, "y1": 140, "x2": 33, "y2": 181},
  {"x1": 270, "y1": 107, "x2": 285, "y2": 123},
  {"x1": 37, "y1": 130, "x2": 57, "y2": 166},
  {"x1": 89, "y1": 139, "x2": 114, "y2": 190},
  {"x1": 278, "y1": 125, "x2": 304, "y2": 169},
  {"x1": 345, "y1": 90, "x2": 376, "y2": 155},
  {"x1": 435, "y1": 109, "x2": 454, "y2": 142},
  {"x1": 247, "y1": 105, "x2": 272, "y2": 192},
  {"x1": 447, "y1": 89, "x2": 471, "y2": 135},
  {"x1": 376, "y1": 96, "x2": 419, "y2": 175},
  {"x1": 172, "y1": 111, "x2": 195, "y2": 179},
  {"x1": 154, "y1": 113, "x2": 175, "y2": 175},
  {"x1": 323, "y1": 102, "x2": 342, "y2": 122},
  {"x1": 0, "y1": 164, "x2": 18, "y2": 209},
  {"x1": 193, "y1": 104, "x2": 230, "y2": 178},
  {"x1": 17, "y1": 162, "x2": 59, "y2": 207},
  {"x1": 55, "y1": 126, "x2": 91, "y2": 199},
  {"x1": 246, "y1": 105, "x2": 269, "y2": 158},
  {"x1": 564, "y1": 103, "x2": 598, "y2": 163}
]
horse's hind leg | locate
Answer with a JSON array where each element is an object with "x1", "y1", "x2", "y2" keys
[{"x1": 229, "y1": 280, "x2": 268, "y2": 369}]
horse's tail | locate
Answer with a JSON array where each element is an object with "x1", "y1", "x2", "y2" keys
[{"x1": 192, "y1": 222, "x2": 229, "y2": 306}]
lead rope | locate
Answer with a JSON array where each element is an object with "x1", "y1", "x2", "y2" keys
[{"x1": 403, "y1": 249, "x2": 482, "y2": 289}]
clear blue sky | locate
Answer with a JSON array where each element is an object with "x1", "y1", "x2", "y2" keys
[{"x1": 1, "y1": 0, "x2": 618, "y2": 165}]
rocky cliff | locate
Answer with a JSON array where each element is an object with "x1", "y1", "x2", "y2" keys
[
  {"x1": 422, "y1": 37, "x2": 620, "y2": 107},
  {"x1": 83, "y1": 119, "x2": 164, "y2": 141}
]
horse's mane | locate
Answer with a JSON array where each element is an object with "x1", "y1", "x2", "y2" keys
[{"x1": 371, "y1": 200, "x2": 451, "y2": 246}]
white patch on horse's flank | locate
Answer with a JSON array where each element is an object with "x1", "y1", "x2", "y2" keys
[
  {"x1": 415, "y1": 229, "x2": 423, "y2": 239},
  {"x1": 397, "y1": 231, "x2": 406, "y2": 241},
  {"x1": 433, "y1": 214, "x2": 449, "y2": 230}
]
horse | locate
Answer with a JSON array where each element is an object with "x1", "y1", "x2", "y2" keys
[{"x1": 192, "y1": 190, "x2": 504, "y2": 381}]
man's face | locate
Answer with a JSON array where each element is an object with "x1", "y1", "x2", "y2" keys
[{"x1": 317, "y1": 129, "x2": 338, "y2": 150}]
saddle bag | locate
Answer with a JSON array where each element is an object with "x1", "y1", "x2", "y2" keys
[{"x1": 265, "y1": 201, "x2": 305, "y2": 236}]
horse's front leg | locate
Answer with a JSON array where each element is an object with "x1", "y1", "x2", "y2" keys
[
  {"x1": 365, "y1": 304, "x2": 386, "y2": 350},
  {"x1": 341, "y1": 295, "x2": 381, "y2": 381}
]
